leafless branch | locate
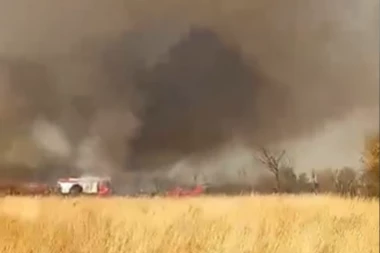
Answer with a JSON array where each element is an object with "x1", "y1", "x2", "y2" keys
[{"x1": 255, "y1": 147, "x2": 289, "y2": 192}]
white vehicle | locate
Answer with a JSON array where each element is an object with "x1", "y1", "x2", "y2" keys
[{"x1": 56, "y1": 176, "x2": 112, "y2": 196}]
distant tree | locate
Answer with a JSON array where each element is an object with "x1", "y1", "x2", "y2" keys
[
  {"x1": 310, "y1": 169, "x2": 319, "y2": 194},
  {"x1": 363, "y1": 133, "x2": 379, "y2": 177},
  {"x1": 253, "y1": 173, "x2": 277, "y2": 194},
  {"x1": 356, "y1": 172, "x2": 373, "y2": 197},
  {"x1": 335, "y1": 167, "x2": 359, "y2": 196},
  {"x1": 313, "y1": 167, "x2": 361, "y2": 196},
  {"x1": 316, "y1": 168, "x2": 338, "y2": 193},
  {"x1": 362, "y1": 133, "x2": 379, "y2": 196},
  {"x1": 279, "y1": 167, "x2": 297, "y2": 193},
  {"x1": 256, "y1": 148, "x2": 289, "y2": 193},
  {"x1": 297, "y1": 172, "x2": 313, "y2": 193}
]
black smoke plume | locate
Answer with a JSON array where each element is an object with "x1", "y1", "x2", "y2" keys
[{"x1": 0, "y1": 0, "x2": 378, "y2": 183}]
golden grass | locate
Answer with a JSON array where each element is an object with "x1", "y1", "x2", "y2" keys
[{"x1": 0, "y1": 195, "x2": 378, "y2": 253}]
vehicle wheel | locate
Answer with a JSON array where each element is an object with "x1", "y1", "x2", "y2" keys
[{"x1": 69, "y1": 185, "x2": 83, "y2": 197}]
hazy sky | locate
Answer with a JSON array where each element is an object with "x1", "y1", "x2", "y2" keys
[{"x1": 0, "y1": 0, "x2": 378, "y2": 181}]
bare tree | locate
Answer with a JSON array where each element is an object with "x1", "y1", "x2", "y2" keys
[
  {"x1": 256, "y1": 148, "x2": 289, "y2": 193},
  {"x1": 335, "y1": 167, "x2": 358, "y2": 196},
  {"x1": 311, "y1": 169, "x2": 319, "y2": 194}
]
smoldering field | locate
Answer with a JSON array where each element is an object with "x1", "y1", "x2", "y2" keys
[{"x1": 0, "y1": 0, "x2": 378, "y2": 187}]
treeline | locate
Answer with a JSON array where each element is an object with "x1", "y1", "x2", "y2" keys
[
  {"x1": 152, "y1": 133, "x2": 379, "y2": 198},
  {"x1": 147, "y1": 166, "x2": 378, "y2": 197},
  {"x1": 248, "y1": 133, "x2": 378, "y2": 197},
  {"x1": 216, "y1": 134, "x2": 378, "y2": 197},
  {"x1": 0, "y1": 133, "x2": 378, "y2": 198},
  {"x1": 205, "y1": 166, "x2": 377, "y2": 197}
]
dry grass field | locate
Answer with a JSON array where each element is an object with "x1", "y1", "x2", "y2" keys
[{"x1": 0, "y1": 195, "x2": 378, "y2": 253}]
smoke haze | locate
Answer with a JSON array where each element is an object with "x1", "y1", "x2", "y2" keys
[{"x1": 0, "y1": 0, "x2": 378, "y2": 182}]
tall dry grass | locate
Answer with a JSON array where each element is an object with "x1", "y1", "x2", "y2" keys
[{"x1": 0, "y1": 195, "x2": 378, "y2": 253}]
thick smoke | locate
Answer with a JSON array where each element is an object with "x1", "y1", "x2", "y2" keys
[{"x1": 0, "y1": 0, "x2": 378, "y2": 183}]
